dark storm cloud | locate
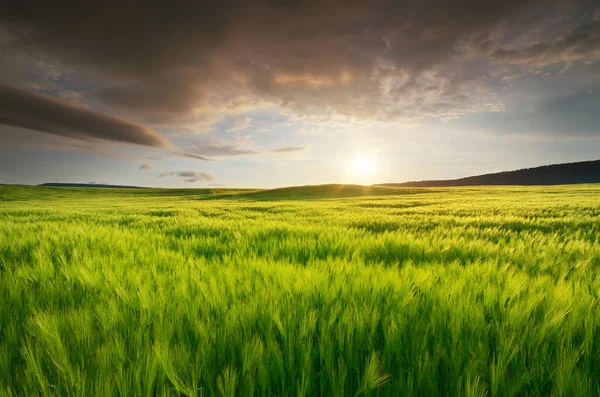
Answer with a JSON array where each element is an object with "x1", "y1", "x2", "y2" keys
[
  {"x1": 0, "y1": 0, "x2": 531, "y2": 124},
  {"x1": 159, "y1": 171, "x2": 214, "y2": 183},
  {"x1": 1, "y1": 0, "x2": 599, "y2": 127},
  {"x1": 0, "y1": 84, "x2": 172, "y2": 148}
]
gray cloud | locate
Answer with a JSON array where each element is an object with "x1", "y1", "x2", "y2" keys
[
  {"x1": 179, "y1": 152, "x2": 214, "y2": 161},
  {"x1": 139, "y1": 164, "x2": 152, "y2": 170},
  {"x1": 185, "y1": 140, "x2": 259, "y2": 157},
  {"x1": 491, "y1": 21, "x2": 600, "y2": 67},
  {"x1": 0, "y1": 125, "x2": 150, "y2": 161},
  {"x1": 0, "y1": 84, "x2": 172, "y2": 148},
  {"x1": 159, "y1": 171, "x2": 214, "y2": 183},
  {"x1": 271, "y1": 146, "x2": 306, "y2": 153},
  {"x1": 183, "y1": 141, "x2": 306, "y2": 158}
]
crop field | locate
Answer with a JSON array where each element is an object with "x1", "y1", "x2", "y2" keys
[{"x1": 1, "y1": 184, "x2": 600, "y2": 396}]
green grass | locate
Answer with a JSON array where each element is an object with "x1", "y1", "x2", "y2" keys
[{"x1": 1, "y1": 184, "x2": 600, "y2": 396}]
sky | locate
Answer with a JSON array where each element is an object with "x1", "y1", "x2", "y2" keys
[{"x1": 1, "y1": 0, "x2": 600, "y2": 188}]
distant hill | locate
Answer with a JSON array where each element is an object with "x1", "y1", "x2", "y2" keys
[
  {"x1": 39, "y1": 183, "x2": 143, "y2": 189},
  {"x1": 377, "y1": 160, "x2": 600, "y2": 187},
  {"x1": 233, "y1": 184, "x2": 427, "y2": 200}
]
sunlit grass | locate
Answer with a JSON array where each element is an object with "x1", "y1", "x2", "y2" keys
[{"x1": 1, "y1": 184, "x2": 599, "y2": 396}]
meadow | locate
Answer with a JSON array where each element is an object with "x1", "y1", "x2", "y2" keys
[{"x1": 1, "y1": 184, "x2": 599, "y2": 396}]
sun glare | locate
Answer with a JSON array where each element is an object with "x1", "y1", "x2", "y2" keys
[{"x1": 350, "y1": 155, "x2": 376, "y2": 178}]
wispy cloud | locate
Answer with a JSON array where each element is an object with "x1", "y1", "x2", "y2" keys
[
  {"x1": 159, "y1": 171, "x2": 214, "y2": 183},
  {"x1": 226, "y1": 118, "x2": 253, "y2": 133},
  {"x1": 181, "y1": 140, "x2": 306, "y2": 159},
  {"x1": 270, "y1": 146, "x2": 306, "y2": 153},
  {"x1": 185, "y1": 139, "x2": 258, "y2": 157}
]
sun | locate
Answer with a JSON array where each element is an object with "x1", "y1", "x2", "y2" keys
[{"x1": 350, "y1": 155, "x2": 376, "y2": 177}]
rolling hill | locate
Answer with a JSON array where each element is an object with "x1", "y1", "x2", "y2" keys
[
  {"x1": 377, "y1": 159, "x2": 600, "y2": 187},
  {"x1": 38, "y1": 183, "x2": 143, "y2": 189}
]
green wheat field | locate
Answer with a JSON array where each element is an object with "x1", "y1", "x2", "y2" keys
[{"x1": 1, "y1": 184, "x2": 600, "y2": 396}]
